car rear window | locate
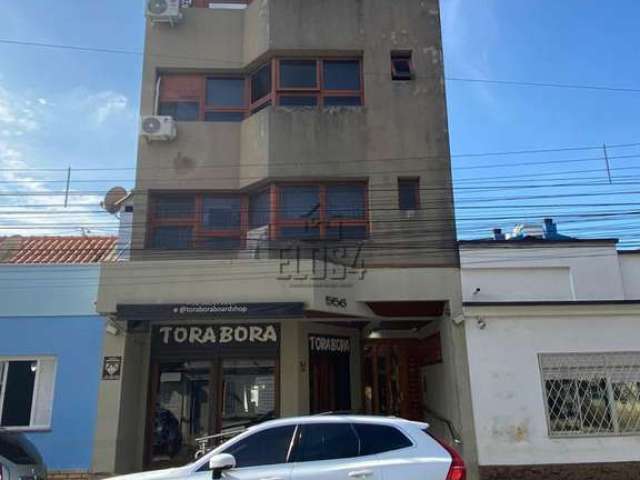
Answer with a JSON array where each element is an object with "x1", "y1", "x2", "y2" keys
[
  {"x1": 0, "y1": 441, "x2": 35, "y2": 465},
  {"x1": 353, "y1": 423, "x2": 413, "y2": 455}
]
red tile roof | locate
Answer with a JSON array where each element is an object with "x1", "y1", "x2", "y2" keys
[{"x1": 0, "y1": 236, "x2": 119, "y2": 264}]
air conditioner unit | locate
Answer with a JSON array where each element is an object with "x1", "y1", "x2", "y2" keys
[
  {"x1": 146, "y1": 0, "x2": 182, "y2": 24},
  {"x1": 140, "y1": 116, "x2": 177, "y2": 142},
  {"x1": 404, "y1": 209, "x2": 417, "y2": 219}
]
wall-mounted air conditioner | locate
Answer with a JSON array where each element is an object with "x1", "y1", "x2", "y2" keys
[
  {"x1": 146, "y1": 0, "x2": 183, "y2": 24},
  {"x1": 140, "y1": 116, "x2": 177, "y2": 142}
]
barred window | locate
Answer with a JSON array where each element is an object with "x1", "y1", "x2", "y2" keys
[{"x1": 539, "y1": 352, "x2": 640, "y2": 437}]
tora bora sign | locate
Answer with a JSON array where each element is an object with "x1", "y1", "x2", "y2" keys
[{"x1": 152, "y1": 324, "x2": 280, "y2": 356}]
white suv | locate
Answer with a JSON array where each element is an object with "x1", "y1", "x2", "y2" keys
[{"x1": 113, "y1": 415, "x2": 465, "y2": 480}]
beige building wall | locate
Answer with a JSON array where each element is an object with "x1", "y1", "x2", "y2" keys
[{"x1": 131, "y1": 0, "x2": 457, "y2": 268}]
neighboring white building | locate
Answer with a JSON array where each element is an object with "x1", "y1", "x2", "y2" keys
[{"x1": 460, "y1": 220, "x2": 640, "y2": 479}]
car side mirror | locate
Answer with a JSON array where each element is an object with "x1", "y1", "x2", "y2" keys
[{"x1": 209, "y1": 453, "x2": 236, "y2": 480}]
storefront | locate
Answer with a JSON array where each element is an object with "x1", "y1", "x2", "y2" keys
[
  {"x1": 94, "y1": 261, "x2": 474, "y2": 476},
  {"x1": 146, "y1": 323, "x2": 281, "y2": 468}
]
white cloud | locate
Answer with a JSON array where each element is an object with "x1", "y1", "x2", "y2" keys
[
  {"x1": 0, "y1": 83, "x2": 123, "y2": 236},
  {"x1": 0, "y1": 85, "x2": 40, "y2": 132},
  {"x1": 84, "y1": 90, "x2": 130, "y2": 125}
]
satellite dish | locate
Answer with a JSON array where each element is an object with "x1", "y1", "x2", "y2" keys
[{"x1": 102, "y1": 187, "x2": 128, "y2": 214}]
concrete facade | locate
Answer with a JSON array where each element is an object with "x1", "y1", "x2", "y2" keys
[
  {"x1": 461, "y1": 241, "x2": 640, "y2": 479},
  {"x1": 93, "y1": 0, "x2": 476, "y2": 479},
  {"x1": 131, "y1": 0, "x2": 458, "y2": 267},
  {"x1": 94, "y1": 0, "x2": 473, "y2": 477}
]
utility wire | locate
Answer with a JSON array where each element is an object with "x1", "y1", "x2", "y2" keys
[{"x1": 2, "y1": 38, "x2": 640, "y2": 94}]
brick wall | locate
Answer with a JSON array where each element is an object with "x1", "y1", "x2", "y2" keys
[{"x1": 480, "y1": 462, "x2": 640, "y2": 480}]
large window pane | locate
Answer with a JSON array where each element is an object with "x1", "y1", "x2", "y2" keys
[
  {"x1": 354, "y1": 424, "x2": 413, "y2": 455},
  {"x1": 251, "y1": 64, "x2": 272, "y2": 103},
  {"x1": 1, "y1": 361, "x2": 36, "y2": 427},
  {"x1": 279, "y1": 186, "x2": 320, "y2": 220},
  {"x1": 153, "y1": 361, "x2": 209, "y2": 463},
  {"x1": 158, "y1": 102, "x2": 200, "y2": 121},
  {"x1": 155, "y1": 196, "x2": 195, "y2": 219},
  {"x1": 250, "y1": 190, "x2": 271, "y2": 229},
  {"x1": 202, "y1": 197, "x2": 241, "y2": 229},
  {"x1": 295, "y1": 423, "x2": 359, "y2": 462},
  {"x1": 223, "y1": 425, "x2": 295, "y2": 468},
  {"x1": 222, "y1": 359, "x2": 275, "y2": 427},
  {"x1": 152, "y1": 227, "x2": 193, "y2": 250},
  {"x1": 206, "y1": 78, "x2": 245, "y2": 107},
  {"x1": 279, "y1": 60, "x2": 318, "y2": 89},
  {"x1": 323, "y1": 61, "x2": 361, "y2": 90},
  {"x1": 327, "y1": 185, "x2": 366, "y2": 219}
]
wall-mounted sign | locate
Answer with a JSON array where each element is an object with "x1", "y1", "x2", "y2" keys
[
  {"x1": 118, "y1": 302, "x2": 305, "y2": 321},
  {"x1": 102, "y1": 356, "x2": 122, "y2": 380},
  {"x1": 152, "y1": 324, "x2": 280, "y2": 356},
  {"x1": 309, "y1": 335, "x2": 351, "y2": 355},
  {"x1": 325, "y1": 296, "x2": 348, "y2": 309}
]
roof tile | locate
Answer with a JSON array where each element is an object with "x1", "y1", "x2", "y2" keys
[{"x1": 1, "y1": 236, "x2": 119, "y2": 264}]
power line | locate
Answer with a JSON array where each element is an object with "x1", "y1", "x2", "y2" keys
[
  {"x1": 1, "y1": 143, "x2": 639, "y2": 173},
  {"x1": 2, "y1": 37, "x2": 640, "y2": 94}
]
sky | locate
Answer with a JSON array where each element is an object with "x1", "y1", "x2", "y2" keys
[{"x1": 0, "y1": 0, "x2": 638, "y2": 246}]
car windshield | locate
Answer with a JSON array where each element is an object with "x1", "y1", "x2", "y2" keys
[{"x1": 0, "y1": 440, "x2": 35, "y2": 465}]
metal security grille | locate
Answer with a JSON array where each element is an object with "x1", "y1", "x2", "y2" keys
[{"x1": 540, "y1": 352, "x2": 640, "y2": 436}]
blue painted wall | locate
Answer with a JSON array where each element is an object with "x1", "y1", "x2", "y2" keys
[{"x1": 0, "y1": 315, "x2": 104, "y2": 470}]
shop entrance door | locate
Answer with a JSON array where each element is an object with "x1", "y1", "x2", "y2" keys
[
  {"x1": 362, "y1": 340, "x2": 431, "y2": 420},
  {"x1": 308, "y1": 335, "x2": 352, "y2": 414},
  {"x1": 147, "y1": 360, "x2": 215, "y2": 468},
  {"x1": 146, "y1": 359, "x2": 278, "y2": 469}
]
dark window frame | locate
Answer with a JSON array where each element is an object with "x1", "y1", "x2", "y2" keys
[
  {"x1": 158, "y1": 57, "x2": 364, "y2": 122},
  {"x1": 148, "y1": 192, "x2": 248, "y2": 250},
  {"x1": 275, "y1": 58, "x2": 364, "y2": 108},
  {"x1": 250, "y1": 62, "x2": 274, "y2": 114},
  {"x1": 204, "y1": 76, "x2": 248, "y2": 120},
  {"x1": 398, "y1": 177, "x2": 421, "y2": 211},
  {"x1": 391, "y1": 51, "x2": 415, "y2": 81},
  {"x1": 274, "y1": 182, "x2": 369, "y2": 240},
  {"x1": 147, "y1": 182, "x2": 368, "y2": 249}
]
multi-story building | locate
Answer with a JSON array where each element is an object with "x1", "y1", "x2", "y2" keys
[{"x1": 94, "y1": 1, "x2": 475, "y2": 476}]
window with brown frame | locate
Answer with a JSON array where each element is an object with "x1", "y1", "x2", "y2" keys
[
  {"x1": 276, "y1": 59, "x2": 364, "y2": 107},
  {"x1": 149, "y1": 193, "x2": 247, "y2": 250},
  {"x1": 148, "y1": 182, "x2": 368, "y2": 250},
  {"x1": 275, "y1": 183, "x2": 368, "y2": 240},
  {"x1": 158, "y1": 75, "x2": 247, "y2": 122}
]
